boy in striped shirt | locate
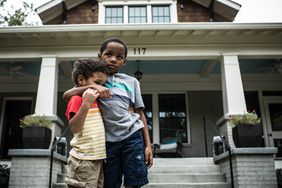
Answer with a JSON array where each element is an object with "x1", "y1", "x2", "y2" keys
[{"x1": 65, "y1": 58, "x2": 110, "y2": 188}]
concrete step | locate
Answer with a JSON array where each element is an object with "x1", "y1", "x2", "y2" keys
[
  {"x1": 62, "y1": 165, "x2": 67, "y2": 174},
  {"x1": 57, "y1": 173, "x2": 66, "y2": 184},
  {"x1": 149, "y1": 173, "x2": 226, "y2": 183},
  {"x1": 144, "y1": 182, "x2": 231, "y2": 188},
  {"x1": 152, "y1": 157, "x2": 215, "y2": 166},
  {"x1": 52, "y1": 183, "x2": 67, "y2": 188},
  {"x1": 149, "y1": 165, "x2": 221, "y2": 174},
  {"x1": 53, "y1": 158, "x2": 229, "y2": 188}
]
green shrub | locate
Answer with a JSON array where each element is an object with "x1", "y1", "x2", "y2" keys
[
  {"x1": 20, "y1": 115, "x2": 53, "y2": 129},
  {"x1": 0, "y1": 164, "x2": 10, "y2": 187}
]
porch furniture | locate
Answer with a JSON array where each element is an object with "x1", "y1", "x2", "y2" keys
[{"x1": 153, "y1": 136, "x2": 183, "y2": 157}]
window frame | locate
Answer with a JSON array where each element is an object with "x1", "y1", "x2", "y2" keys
[
  {"x1": 152, "y1": 5, "x2": 171, "y2": 23},
  {"x1": 142, "y1": 92, "x2": 191, "y2": 146},
  {"x1": 99, "y1": 0, "x2": 177, "y2": 24},
  {"x1": 128, "y1": 6, "x2": 147, "y2": 24},
  {"x1": 105, "y1": 6, "x2": 124, "y2": 24}
]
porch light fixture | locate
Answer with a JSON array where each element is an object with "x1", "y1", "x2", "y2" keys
[{"x1": 134, "y1": 60, "x2": 143, "y2": 80}]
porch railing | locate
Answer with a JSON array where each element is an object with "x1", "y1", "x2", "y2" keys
[
  {"x1": 203, "y1": 116, "x2": 234, "y2": 188},
  {"x1": 48, "y1": 127, "x2": 69, "y2": 188}
]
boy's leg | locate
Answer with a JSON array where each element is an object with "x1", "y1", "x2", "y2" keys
[
  {"x1": 104, "y1": 141, "x2": 123, "y2": 188},
  {"x1": 65, "y1": 156, "x2": 103, "y2": 188},
  {"x1": 122, "y1": 130, "x2": 149, "y2": 187},
  {"x1": 97, "y1": 162, "x2": 104, "y2": 188}
]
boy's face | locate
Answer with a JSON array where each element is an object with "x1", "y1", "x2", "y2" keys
[
  {"x1": 78, "y1": 72, "x2": 107, "y2": 87},
  {"x1": 99, "y1": 42, "x2": 126, "y2": 74}
]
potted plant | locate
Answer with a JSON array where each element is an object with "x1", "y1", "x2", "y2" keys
[
  {"x1": 230, "y1": 111, "x2": 264, "y2": 148},
  {"x1": 20, "y1": 114, "x2": 53, "y2": 149}
]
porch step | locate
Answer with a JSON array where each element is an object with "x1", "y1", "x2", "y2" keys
[
  {"x1": 143, "y1": 182, "x2": 230, "y2": 188},
  {"x1": 52, "y1": 165, "x2": 68, "y2": 188},
  {"x1": 148, "y1": 173, "x2": 226, "y2": 183},
  {"x1": 144, "y1": 158, "x2": 230, "y2": 188},
  {"x1": 52, "y1": 183, "x2": 67, "y2": 188},
  {"x1": 53, "y1": 158, "x2": 230, "y2": 188}
]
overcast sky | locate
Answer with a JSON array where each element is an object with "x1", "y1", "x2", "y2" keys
[{"x1": 3, "y1": 0, "x2": 282, "y2": 24}]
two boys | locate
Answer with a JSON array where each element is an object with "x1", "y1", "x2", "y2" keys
[{"x1": 65, "y1": 38, "x2": 153, "y2": 188}]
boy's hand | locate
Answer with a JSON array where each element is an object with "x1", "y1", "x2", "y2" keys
[
  {"x1": 128, "y1": 107, "x2": 134, "y2": 113},
  {"x1": 145, "y1": 145, "x2": 153, "y2": 168},
  {"x1": 90, "y1": 84, "x2": 111, "y2": 98},
  {"x1": 82, "y1": 88, "x2": 99, "y2": 107}
]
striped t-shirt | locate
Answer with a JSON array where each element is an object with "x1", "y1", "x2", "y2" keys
[
  {"x1": 66, "y1": 95, "x2": 106, "y2": 160},
  {"x1": 98, "y1": 73, "x2": 145, "y2": 142}
]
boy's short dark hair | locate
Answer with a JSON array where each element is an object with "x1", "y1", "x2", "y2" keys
[
  {"x1": 100, "y1": 38, "x2": 128, "y2": 57},
  {"x1": 72, "y1": 58, "x2": 110, "y2": 86}
]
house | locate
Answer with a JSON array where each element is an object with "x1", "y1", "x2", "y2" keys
[{"x1": 0, "y1": 0, "x2": 281, "y2": 187}]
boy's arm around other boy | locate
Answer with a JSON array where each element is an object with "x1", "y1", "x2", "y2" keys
[{"x1": 63, "y1": 84, "x2": 111, "y2": 101}]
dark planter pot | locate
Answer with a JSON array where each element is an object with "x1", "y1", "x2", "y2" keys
[
  {"x1": 232, "y1": 124, "x2": 263, "y2": 147},
  {"x1": 22, "y1": 127, "x2": 52, "y2": 149}
]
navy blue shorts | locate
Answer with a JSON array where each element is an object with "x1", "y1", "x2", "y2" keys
[{"x1": 104, "y1": 130, "x2": 149, "y2": 188}]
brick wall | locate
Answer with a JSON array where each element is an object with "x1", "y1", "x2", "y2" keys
[
  {"x1": 9, "y1": 156, "x2": 63, "y2": 188},
  {"x1": 215, "y1": 148, "x2": 278, "y2": 188},
  {"x1": 177, "y1": 1, "x2": 210, "y2": 22},
  {"x1": 67, "y1": 1, "x2": 98, "y2": 24}
]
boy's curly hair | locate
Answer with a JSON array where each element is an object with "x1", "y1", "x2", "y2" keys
[{"x1": 72, "y1": 58, "x2": 110, "y2": 86}]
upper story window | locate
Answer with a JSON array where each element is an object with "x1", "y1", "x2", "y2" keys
[
  {"x1": 99, "y1": 0, "x2": 177, "y2": 24},
  {"x1": 152, "y1": 5, "x2": 171, "y2": 23},
  {"x1": 128, "y1": 6, "x2": 147, "y2": 23},
  {"x1": 105, "y1": 6, "x2": 123, "y2": 24}
]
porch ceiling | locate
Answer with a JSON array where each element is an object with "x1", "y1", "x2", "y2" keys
[
  {"x1": 0, "y1": 59, "x2": 281, "y2": 81},
  {"x1": 0, "y1": 23, "x2": 282, "y2": 47}
]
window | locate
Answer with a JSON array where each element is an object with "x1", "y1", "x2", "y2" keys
[
  {"x1": 128, "y1": 6, "x2": 147, "y2": 23},
  {"x1": 105, "y1": 6, "x2": 123, "y2": 24},
  {"x1": 152, "y1": 5, "x2": 171, "y2": 23},
  {"x1": 101, "y1": 1, "x2": 176, "y2": 24},
  {"x1": 158, "y1": 94, "x2": 187, "y2": 144}
]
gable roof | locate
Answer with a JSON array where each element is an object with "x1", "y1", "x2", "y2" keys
[
  {"x1": 36, "y1": 0, "x2": 88, "y2": 24},
  {"x1": 36, "y1": 0, "x2": 241, "y2": 24}
]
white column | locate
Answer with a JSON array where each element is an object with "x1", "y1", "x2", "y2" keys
[
  {"x1": 221, "y1": 54, "x2": 247, "y2": 116},
  {"x1": 35, "y1": 56, "x2": 58, "y2": 116}
]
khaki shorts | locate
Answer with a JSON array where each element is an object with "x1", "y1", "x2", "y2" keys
[{"x1": 65, "y1": 156, "x2": 104, "y2": 188}]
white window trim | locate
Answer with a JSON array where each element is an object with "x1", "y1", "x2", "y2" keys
[
  {"x1": 143, "y1": 91, "x2": 191, "y2": 145},
  {"x1": 98, "y1": 0, "x2": 177, "y2": 24}
]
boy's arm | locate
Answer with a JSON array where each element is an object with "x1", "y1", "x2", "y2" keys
[
  {"x1": 69, "y1": 89, "x2": 99, "y2": 134},
  {"x1": 135, "y1": 108, "x2": 153, "y2": 168},
  {"x1": 63, "y1": 84, "x2": 111, "y2": 101}
]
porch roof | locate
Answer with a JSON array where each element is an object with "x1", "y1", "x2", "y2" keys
[{"x1": 0, "y1": 23, "x2": 282, "y2": 48}]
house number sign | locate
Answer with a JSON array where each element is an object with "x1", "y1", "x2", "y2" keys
[{"x1": 133, "y1": 48, "x2": 146, "y2": 55}]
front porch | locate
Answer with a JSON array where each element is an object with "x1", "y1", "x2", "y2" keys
[{"x1": 0, "y1": 23, "x2": 282, "y2": 187}]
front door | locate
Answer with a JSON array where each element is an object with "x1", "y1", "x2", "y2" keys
[
  {"x1": 263, "y1": 97, "x2": 282, "y2": 157},
  {"x1": 0, "y1": 98, "x2": 33, "y2": 159}
]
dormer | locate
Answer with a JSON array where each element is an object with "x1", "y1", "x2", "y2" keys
[{"x1": 36, "y1": 0, "x2": 241, "y2": 25}]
